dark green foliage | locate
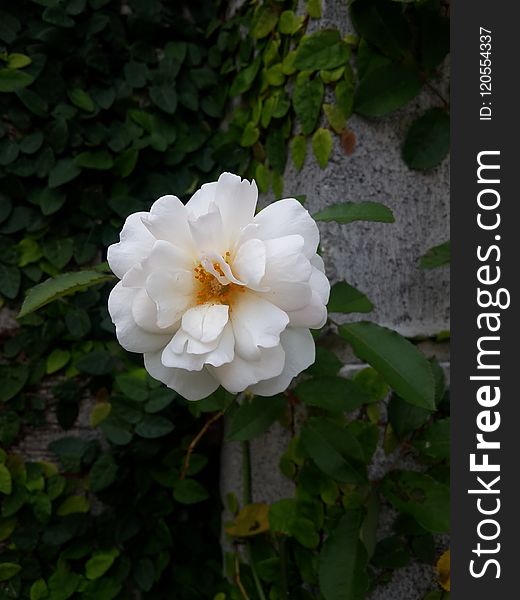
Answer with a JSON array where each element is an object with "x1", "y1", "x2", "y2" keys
[{"x1": 0, "y1": 0, "x2": 450, "y2": 598}]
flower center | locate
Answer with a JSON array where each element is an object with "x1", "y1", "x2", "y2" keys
[{"x1": 193, "y1": 252, "x2": 245, "y2": 306}]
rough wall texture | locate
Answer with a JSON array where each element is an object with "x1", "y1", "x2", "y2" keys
[{"x1": 221, "y1": 1, "x2": 450, "y2": 597}]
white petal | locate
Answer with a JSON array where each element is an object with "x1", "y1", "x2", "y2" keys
[
  {"x1": 182, "y1": 304, "x2": 229, "y2": 343},
  {"x1": 214, "y1": 173, "x2": 258, "y2": 245},
  {"x1": 161, "y1": 334, "x2": 207, "y2": 371},
  {"x1": 107, "y1": 212, "x2": 155, "y2": 278},
  {"x1": 230, "y1": 292, "x2": 289, "y2": 360},
  {"x1": 263, "y1": 235, "x2": 312, "y2": 284},
  {"x1": 201, "y1": 251, "x2": 244, "y2": 285},
  {"x1": 188, "y1": 206, "x2": 226, "y2": 254},
  {"x1": 250, "y1": 328, "x2": 315, "y2": 396},
  {"x1": 309, "y1": 265, "x2": 330, "y2": 304},
  {"x1": 210, "y1": 344, "x2": 285, "y2": 394},
  {"x1": 232, "y1": 238, "x2": 266, "y2": 289},
  {"x1": 108, "y1": 283, "x2": 170, "y2": 353},
  {"x1": 205, "y1": 322, "x2": 235, "y2": 367},
  {"x1": 145, "y1": 270, "x2": 193, "y2": 328},
  {"x1": 131, "y1": 288, "x2": 176, "y2": 334},
  {"x1": 311, "y1": 253, "x2": 325, "y2": 272},
  {"x1": 185, "y1": 182, "x2": 218, "y2": 219},
  {"x1": 287, "y1": 290, "x2": 327, "y2": 328},
  {"x1": 144, "y1": 351, "x2": 219, "y2": 401},
  {"x1": 253, "y1": 199, "x2": 319, "y2": 258},
  {"x1": 141, "y1": 195, "x2": 194, "y2": 252},
  {"x1": 260, "y1": 282, "x2": 312, "y2": 312},
  {"x1": 122, "y1": 239, "x2": 194, "y2": 288}
]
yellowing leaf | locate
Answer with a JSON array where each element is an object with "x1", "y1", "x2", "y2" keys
[
  {"x1": 57, "y1": 495, "x2": 90, "y2": 516},
  {"x1": 90, "y1": 402, "x2": 111, "y2": 427},
  {"x1": 226, "y1": 503, "x2": 269, "y2": 537},
  {"x1": 436, "y1": 549, "x2": 450, "y2": 591}
]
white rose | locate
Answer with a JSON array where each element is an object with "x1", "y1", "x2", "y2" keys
[{"x1": 107, "y1": 172, "x2": 330, "y2": 401}]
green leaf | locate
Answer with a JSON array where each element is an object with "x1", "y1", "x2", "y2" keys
[
  {"x1": 254, "y1": 163, "x2": 270, "y2": 193},
  {"x1": 134, "y1": 558, "x2": 155, "y2": 592},
  {"x1": 314, "y1": 201, "x2": 394, "y2": 224},
  {"x1": 46, "y1": 349, "x2": 71, "y2": 374},
  {"x1": 20, "y1": 132, "x2": 44, "y2": 154},
  {"x1": 335, "y1": 79, "x2": 355, "y2": 119},
  {"x1": 76, "y1": 350, "x2": 113, "y2": 375},
  {"x1": 323, "y1": 103, "x2": 346, "y2": 134},
  {"x1": 306, "y1": 346, "x2": 342, "y2": 377},
  {"x1": 68, "y1": 88, "x2": 95, "y2": 112},
  {"x1": 350, "y1": 0, "x2": 412, "y2": 61},
  {"x1": 413, "y1": 418, "x2": 450, "y2": 460},
  {"x1": 354, "y1": 64, "x2": 422, "y2": 117},
  {"x1": 57, "y1": 495, "x2": 90, "y2": 516},
  {"x1": 150, "y1": 85, "x2": 178, "y2": 114},
  {"x1": 86, "y1": 548, "x2": 119, "y2": 580},
  {"x1": 0, "y1": 264, "x2": 21, "y2": 299},
  {"x1": 75, "y1": 150, "x2": 114, "y2": 170},
  {"x1": 290, "y1": 135, "x2": 307, "y2": 171},
  {"x1": 403, "y1": 108, "x2": 450, "y2": 170},
  {"x1": 7, "y1": 53, "x2": 31, "y2": 69},
  {"x1": 226, "y1": 395, "x2": 286, "y2": 442},
  {"x1": 339, "y1": 322, "x2": 435, "y2": 409},
  {"x1": 372, "y1": 536, "x2": 411, "y2": 569},
  {"x1": 42, "y1": 238, "x2": 74, "y2": 269},
  {"x1": 381, "y1": 471, "x2": 450, "y2": 533},
  {"x1": 319, "y1": 511, "x2": 369, "y2": 600},
  {"x1": 419, "y1": 240, "x2": 450, "y2": 269},
  {"x1": 49, "y1": 437, "x2": 88, "y2": 472},
  {"x1": 0, "y1": 563, "x2": 21, "y2": 582},
  {"x1": 0, "y1": 464, "x2": 12, "y2": 495},
  {"x1": 312, "y1": 128, "x2": 333, "y2": 169},
  {"x1": 328, "y1": 281, "x2": 373, "y2": 313},
  {"x1": 294, "y1": 30, "x2": 350, "y2": 71},
  {"x1": 251, "y1": 6, "x2": 278, "y2": 39},
  {"x1": 293, "y1": 76, "x2": 324, "y2": 135},
  {"x1": 0, "y1": 68, "x2": 33, "y2": 92},
  {"x1": 279, "y1": 11, "x2": 302, "y2": 35},
  {"x1": 300, "y1": 417, "x2": 366, "y2": 482},
  {"x1": 388, "y1": 393, "x2": 431, "y2": 437},
  {"x1": 0, "y1": 139, "x2": 18, "y2": 166},
  {"x1": 269, "y1": 499, "x2": 320, "y2": 548},
  {"x1": 266, "y1": 128, "x2": 287, "y2": 173},
  {"x1": 0, "y1": 364, "x2": 28, "y2": 402},
  {"x1": 240, "y1": 122, "x2": 260, "y2": 147},
  {"x1": 30, "y1": 579, "x2": 48, "y2": 600},
  {"x1": 230, "y1": 55, "x2": 261, "y2": 96},
  {"x1": 307, "y1": 0, "x2": 322, "y2": 19},
  {"x1": 173, "y1": 479, "x2": 208, "y2": 504},
  {"x1": 18, "y1": 270, "x2": 114, "y2": 317},
  {"x1": 135, "y1": 415, "x2": 174, "y2": 439},
  {"x1": 48, "y1": 567, "x2": 79, "y2": 600},
  {"x1": 90, "y1": 454, "x2": 118, "y2": 492},
  {"x1": 295, "y1": 376, "x2": 371, "y2": 413},
  {"x1": 48, "y1": 158, "x2": 81, "y2": 188}
]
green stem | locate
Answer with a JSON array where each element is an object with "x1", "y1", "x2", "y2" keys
[
  {"x1": 248, "y1": 544, "x2": 267, "y2": 600},
  {"x1": 240, "y1": 438, "x2": 267, "y2": 600},
  {"x1": 279, "y1": 536, "x2": 290, "y2": 598}
]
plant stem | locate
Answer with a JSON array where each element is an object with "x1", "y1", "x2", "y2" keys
[
  {"x1": 279, "y1": 536, "x2": 290, "y2": 598},
  {"x1": 180, "y1": 410, "x2": 224, "y2": 480},
  {"x1": 241, "y1": 437, "x2": 267, "y2": 600}
]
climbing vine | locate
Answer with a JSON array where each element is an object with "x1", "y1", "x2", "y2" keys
[{"x1": 0, "y1": 1, "x2": 449, "y2": 599}]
